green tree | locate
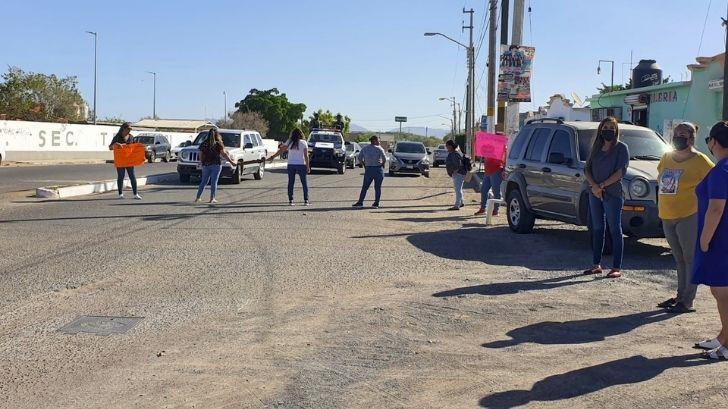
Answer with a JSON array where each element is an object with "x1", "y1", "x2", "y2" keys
[
  {"x1": 0, "y1": 67, "x2": 86, "y2": 122},
  {"x1": 302, "y1": 109, "x2": 351, "y2": 135},
  {"x1": 597, "y1": 78, "x2": 633, "y2": 94},
  {"x1": 234, "y1": 88, "x2": 306, "y2": 141}
]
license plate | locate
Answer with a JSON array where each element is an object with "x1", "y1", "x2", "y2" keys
[
  {"x1": 406, "y1": 165, "x2": 414, "y2": 169},
  {"x1": 196, "y1": 163, "x2": 202, "y2": 170}
]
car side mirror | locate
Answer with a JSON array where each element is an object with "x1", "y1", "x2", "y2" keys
[
  {"x1": 548, "y1": 152, "x2": 567, "y2": 165},
  {"x1": 388, "y1": 149, "x2": 392, "y2": 153},
  {"x1": 244, "y1": 143, "x2": 254, "y2": 149}
]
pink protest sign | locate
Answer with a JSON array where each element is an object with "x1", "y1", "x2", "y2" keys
[{"x1": 475, "y1": 131, "x2": 508, "y2": 160}]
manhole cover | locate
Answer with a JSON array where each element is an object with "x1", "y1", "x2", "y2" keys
[{"x1": 58, "y1": 316, "x2": 144, "y2": 336}]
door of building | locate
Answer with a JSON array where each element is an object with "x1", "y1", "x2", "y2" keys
[{"x1": 632, "y1": 107, "x2": 648, "y2": 127}]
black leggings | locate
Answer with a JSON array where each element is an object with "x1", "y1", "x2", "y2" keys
[{"x1": 117, "y1": 167, "x2": 137, "y2": 195}]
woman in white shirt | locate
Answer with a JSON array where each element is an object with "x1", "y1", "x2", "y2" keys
[{"x1": 268, "y1": 128, "x2": 310, "y2": 205}]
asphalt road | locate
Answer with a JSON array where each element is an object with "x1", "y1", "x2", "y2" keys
[
  {"x1": 0, "y1": 162, "x2": 178, "y2": 195},
  {"x1": 1, "y1": 167, "x2": 727, "y2": 408}
]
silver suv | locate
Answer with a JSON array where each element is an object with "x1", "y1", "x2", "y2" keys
[{"x1": 503, "y1": 119, "x2": 669, "y2": 248}]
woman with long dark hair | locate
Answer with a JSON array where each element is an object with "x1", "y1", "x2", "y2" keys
[
  {"x1": 268, "y1": 128, "x2": 310, "y2": 205},
  {"x1": 195, "y1": 128, "x2": 237, "y2": 204},
  {"x1": 583, "y1": 116, "x2": 630, "y2": 278},
  {"x1": 108, "y1": 122, "x2": 141, "y2": 200}
]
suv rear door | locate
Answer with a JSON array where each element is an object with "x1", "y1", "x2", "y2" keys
[
  {"x1": 521, "y1": 127, "x2": 553, "y2": 211},
  {"x1": 540, "y1": 127, "x2": 581, "y2": 217}
]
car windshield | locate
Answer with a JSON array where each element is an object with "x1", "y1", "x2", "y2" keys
[
  {"x1": 132, "y1": 136, "x2": 155, "y2": 144},
  {"x1": 345, "y1": 143, "x2": 355, "y2": 151},
  {"x1": 395, "y1": 143, "x2": 426, "y2": 154},
  {"x1": 309, "y1": 133, "x2": 343, "y2": 148},
  {"x1": 437, "y1": 144, "x2": 445, "y2": 149},
  {"x1": 577, "y1": 129, "x2": 669, "y2": 161},
  {"x1": 192, "y1": 131, "x2": 241, "y2": 148}
]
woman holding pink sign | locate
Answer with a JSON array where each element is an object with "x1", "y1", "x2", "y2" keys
[{"x1": 474, "y1": 132, "x2": 507, "y2": 216}]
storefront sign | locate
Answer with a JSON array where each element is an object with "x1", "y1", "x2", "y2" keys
[
  {"x1": 497, "y1": 45, "x2": 535, "y2": 102},
  {"x1": 650, "y1": 90, "x2": 678, "y2": 103},
  {"x1": 708, "y1": 79, "x2": 724, "y2": 90}
]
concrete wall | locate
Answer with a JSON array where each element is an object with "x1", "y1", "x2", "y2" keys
[{"x1": 0, "y1": 120, "x2": 197, "y2": 161}]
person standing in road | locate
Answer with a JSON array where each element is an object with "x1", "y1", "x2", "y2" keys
[
  {"x1": 445, "y1": 139, "x2": 467, "y2": 211},
  {"x1": 692, "y1": 121, "x2": 728, "y2": 360},
  {"x1": 353, "y1": 135, "x2": 387, "y2": 209},
  {"x1": 195, "y1": 128, "x2": 237, "y2": 204},
  {"x1": 109, "y1": 122, "x2": 142, "y2": 200},
  {"x1": 656, "y1": 122, "x2": 714, "y2": 313},
  {"x1": 474, "y1": 135, "x2": 506, "y2": 217},
  {"x1": 268, "y1": 128, "x2": 310, "y2": 206},
  {"x1": 583, "y1": 117, "x2": 630, "y2": 279}
]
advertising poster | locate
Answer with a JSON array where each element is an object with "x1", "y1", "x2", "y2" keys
[{"x1": 497, "y1": 45, "x2": 535, "y2": 102}]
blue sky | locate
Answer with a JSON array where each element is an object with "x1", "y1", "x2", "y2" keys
[{"x1": 1, "y1": 0, "x2": 726, "y2": 131}]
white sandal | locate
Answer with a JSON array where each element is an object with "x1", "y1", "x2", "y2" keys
[
  {"x1": 702, "y1": 345, "x2": 728, "y2": 360},
  {"x1": 695, "y1": 338, "x2": 722, "y2": 350}
]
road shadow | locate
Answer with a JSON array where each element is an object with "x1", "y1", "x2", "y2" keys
[
  {"x1": 433, "y1": 273, "x2": 590, "y2": 297},
  {"x1": 483, "y1": 310, "x2": 674, "y2": 348},
  {"x1": 479, "y1": 353, "x2": 711, "y2": 408},
  {"x1": 404, "y1": 225, "x2": 670, "y2": 271}
]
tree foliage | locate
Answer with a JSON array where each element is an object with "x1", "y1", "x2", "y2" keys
[
  {"x1": 216, "y1": 111, "x2": 270, "y2": 136},
  {"x1": 0, "y1": 67, "x2": 86, "y2": 122},
  {"x1": 234, "y1": 88, "x2": 305, "y2": 141},
  {"x1": 302, "y1": 109, "x2": 351, "y2": 135}
]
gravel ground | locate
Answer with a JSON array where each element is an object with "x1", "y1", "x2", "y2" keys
[{"x1": 1, "y1": 167, "x2": 728, "y2": 408}]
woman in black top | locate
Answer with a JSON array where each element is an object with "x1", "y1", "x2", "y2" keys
[
  {"x1": 195, "y1": 128, "x2": 236, "y2": 204},
  {"x1": 108, "y1": 122, "x2": 141, "y2": 200},
  {"x1": 584, "y1": 116, "x2": 630, "y2": 278}
]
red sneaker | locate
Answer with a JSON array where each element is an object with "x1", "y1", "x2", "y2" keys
[{"x1": 474, "y1": 209, "x2": 485, "y2": 216}]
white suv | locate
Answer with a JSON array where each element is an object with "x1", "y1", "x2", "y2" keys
[{"x1": 176, "y1": 129, "x2": 267, "y2": 184}]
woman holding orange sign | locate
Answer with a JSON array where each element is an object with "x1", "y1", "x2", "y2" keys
[{"x1": 109, "y1": 122, "x2": 142, "y2": 200}]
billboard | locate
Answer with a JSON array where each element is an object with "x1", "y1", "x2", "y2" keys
[{"x1": 497, "y1": 45, "x2": 535, "y2": 102}]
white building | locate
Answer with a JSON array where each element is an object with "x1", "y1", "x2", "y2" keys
[{"x1": 525, "y1": 94, "x2": 591, "y2": 122}]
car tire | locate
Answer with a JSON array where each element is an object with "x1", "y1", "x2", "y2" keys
[
  {"x1": 162, "y1": 150, "x2": 170, "y2": 162},
  {"x1": 388, "y1": 170, "x2": 395, "y2": 177},
  {"x1": 148, "y1": 151, "x2": 155, "y2": 163},
  {"x1": 232, "y1": 164, "x2": 242, "y2": 184},
  {"x1": 179, "y1": 173, "x2": 190, "y2": 183},
  {"x1": 337, "y1": 164, "x2": 345, "y2": 174},
  {"x1": 254, "y1": 160, "x2": 265, "y2": 180},
  {"x1": 506, "y1": 189, "x2": 536, "y2": 234},
  {"x1": 433, "y1": 162, "x2": 439, "y2": 168}
]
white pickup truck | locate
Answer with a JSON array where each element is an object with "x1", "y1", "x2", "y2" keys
[{"x1": 176, "y1": 129, "x2": 267, "y2": 184}]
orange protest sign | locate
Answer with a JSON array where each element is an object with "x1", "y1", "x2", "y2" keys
[{"x1": 113, "y1": 143, "x2": 146, "y2": 168}]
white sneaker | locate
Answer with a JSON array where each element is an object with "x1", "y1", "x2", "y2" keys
[
  {"x1": 133, "y1": 194, "x2": 142, "y2": 200},
  {"x1": 118, "y1": 193, "x2": 125, "y2": 199}
]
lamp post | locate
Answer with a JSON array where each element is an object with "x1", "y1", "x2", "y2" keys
[
  {"x1": 597, "y1": 60, "x2": 615, "y2": 90},
  {"x1": 223, "y1": 91, "x2": 227, "y2": 124},
  {"x1": 439, "y1": 97, "x2": 458, "y2": 137},
  {"x1": 85, "y1": 31, "x2": 97, "y2": 124},
  {"x1": 146, "y1": 71, "x2": 157, "y2": 119},
  {"x1": 426, "y1": 30, "x2": 475, "y2": 153}
]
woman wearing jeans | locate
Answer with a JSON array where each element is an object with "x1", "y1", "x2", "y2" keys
[
  {"x1": 445, "y1": 139, "x2": 466, "y2": 211},
  {"x1": 195, "y1": 128, "x2": 236, "y2": 204},
  {"x1": 268, "y1": 128, "x2": 310, "y2": 206},
  {"x1": 108, "y1": 122, "x2": 141, "y2": 200},
  {"x1": 657, "y1": 122, "x2": 713, "y2": 313},
  {"x1": 583, "y1": 116, "x2": 630, "y2": 279}
]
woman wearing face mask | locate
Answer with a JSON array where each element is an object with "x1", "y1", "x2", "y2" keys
[
  {"x1": 583, "y1": 117, "x2": 630, "y2": 278},
  {"x1": 692, "y1": 121, "x2": 728, "y2": 360},
  {"x1": 656, "y1": 122, "x2": 714, "y2": 314}
]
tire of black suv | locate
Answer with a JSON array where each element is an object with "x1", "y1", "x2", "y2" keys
[
  {"x1": 179, "y1": 173, "x2": 190, "y2": 184},
  {"x1": 507, "y1": 189, "x2": 536, "y2": 234},
  {"x1": 337, "y1": 164, "x2": 345, "y2": 174}
]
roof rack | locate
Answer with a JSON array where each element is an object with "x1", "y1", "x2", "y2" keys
[{"x1": 526, "y1": 118, "x2": 565, "y2": 125}]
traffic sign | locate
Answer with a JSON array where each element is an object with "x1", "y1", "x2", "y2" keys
[{"x1": 395, "y1": 116, "x2": 407, "y2": 123}]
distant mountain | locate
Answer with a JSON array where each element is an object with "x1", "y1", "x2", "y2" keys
[
  {"x1": 349, "y1": 123, "x2": 370, "y2": 133},
  {"x1": 388, "y1": 127, "x2": 448, "y2": 138}
]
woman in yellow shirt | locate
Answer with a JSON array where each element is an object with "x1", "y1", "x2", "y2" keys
[{"x1": 657, "y1": 122, "x2": 714, "y2": 313}]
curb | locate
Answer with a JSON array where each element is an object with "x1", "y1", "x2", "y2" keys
[{"x1": 34, "y1": 161, "x2": 289, "y2": 199}]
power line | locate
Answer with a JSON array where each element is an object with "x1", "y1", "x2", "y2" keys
[{"x1": 682, "y1": 0, "x2": 713, "y2": 117}]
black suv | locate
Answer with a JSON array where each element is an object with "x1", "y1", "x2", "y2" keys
[
  {"x1": 131, "y1": 133, "x2": 172, "y2": 163},
  {"x1": 503, "y1": 119, "x2": 669, "y2": 246},
  {"x1": 308, "y1": 130, "x2": 347, "y2": 174}
]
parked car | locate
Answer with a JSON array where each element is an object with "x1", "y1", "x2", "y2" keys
[
  {"x1": 503, "y1": 118, "x2": 669, "y2": 250},
  {"x1": 432, "y1": 144, "x2": 448, "y2": 167},
  {"x1": 388, "y1": 141, "x2": 430, "y2": 177},
  {"x1": 171, "y1": 141, "x2": 192, "y2": 160},
  {"x1": 176, "y1": 129, "x2": 267, "y2": 184},
  {"x1": 345, "y1": 141, "x2": 363, "y2": 168},
  {"x1": 131, "y1": 133, "x2": 172, "y2": 163},
  {"x1": 308, "y1": 129, "x2": 347, "y2": 174}
]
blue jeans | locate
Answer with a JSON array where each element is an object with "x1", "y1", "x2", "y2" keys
[
  {"x1": 452, "y1": 173, "x2": 465, "y2": 207},
  {"x1": 589, "y1": 193, "x2": 624, "y2": 269},
  {"x1": 196, "y1": 164, "x2": 222, "y2": 200},
  {"x1": 357, "y1": 166, "x2": 384, "y2": 204},
  {"x1": 287, "y1": 164, "x2": 309, "y2": 201},
  {"x1": 479, "y1": 169, "x2": 503, "y2": 210},
  {"x1": 116, "y1": 167, "x2": 137, "y2": 195}
]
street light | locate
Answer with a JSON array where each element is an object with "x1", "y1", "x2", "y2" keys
[
  {"x1": 146, "y1": 71, "x2": 157, "y2": 119},
  {"x1": 439, "y1": 97, "x2": 460, "y2": 135},
  {"x1": 85, "y1": 31, "x2": 97, "y2": 124},
  {"x1": 223, "y1": 91, "x2": 227, "y2": 123},
  {"x1": 597, "y1": 60, "x2": 615, "y2": 90}
]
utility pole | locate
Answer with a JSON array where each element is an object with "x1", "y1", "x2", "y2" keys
[
  {"x1": 223, "y1": 91, "x2": 227, "y2": 123},
  {"x1": 463, "y1": 8, "x2": 475, "y2": 154},
  {"x1": 146, "y1": 71, "x2": 157, "y2": 119},
  {"x1": 85, "y1": 31, "x2": 97, "y2": 124},
  {"x1": 497, "y1": 0, "x2": 510, "y2": 133},
  {"x1": 723, "y1": 9, "x2": 728, "y2": 119},
  {"x1": 506, "y1": 0, "x2": 525, "y2": 138},
  {"x1": 486, "y1": 0, "x2": 498, "y2": 134}
]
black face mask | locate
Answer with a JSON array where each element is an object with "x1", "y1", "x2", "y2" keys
[
  {"x1": 672, "y1": 137, "x2": 689, "y2": 151},
  {"x1": 601, "y1": 129, "x2": 616, "y2": 142}
]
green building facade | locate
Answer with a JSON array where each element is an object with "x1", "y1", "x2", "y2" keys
[{"x1": 589, "y1": 53, "x2": 724, "y2": 154}]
